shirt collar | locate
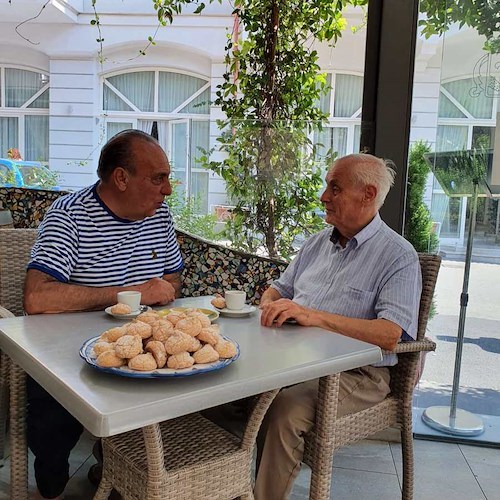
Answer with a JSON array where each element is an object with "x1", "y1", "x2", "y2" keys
[{"x1": 330, "y1": 213, "x2": 382, "y2": 249}]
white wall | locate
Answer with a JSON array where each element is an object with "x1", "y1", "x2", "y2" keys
[
  {"x1": 49, "y1": 58, "x2": 98, "y2": 189},
  {"x1": 2, "y1": 3, "x2": 476, "y2": 202}
]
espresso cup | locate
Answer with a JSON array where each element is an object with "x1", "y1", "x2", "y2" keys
[
  {"x1": 224, "y1": 290, "x2": 246, "y2": 310},
  {"x1": 117, "y1": 291, "x2": 142, "y2": 312}
]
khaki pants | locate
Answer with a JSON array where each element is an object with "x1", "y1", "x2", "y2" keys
[{"x1": 254, "y1": 365, "x2": 391, "y2": 500}]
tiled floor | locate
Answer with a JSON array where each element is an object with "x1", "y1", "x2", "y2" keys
[{"x1": 0, "y1": 432, "x2": 498, "y2": 499}]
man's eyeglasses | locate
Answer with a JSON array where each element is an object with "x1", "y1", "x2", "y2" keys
[{"x1": 141, "y1": 174, "x2": 171, "y2": 186}]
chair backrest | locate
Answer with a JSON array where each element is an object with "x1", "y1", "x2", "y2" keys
[
  {"x1": 415, "y1": 253, "x2": 442, "y2": 341},
  {"x1": 176, "y1": 230, "x2": 288, "y2": 303},
  {"x1": 0, "y1": 229, "x2": 38, "y2": 316}
]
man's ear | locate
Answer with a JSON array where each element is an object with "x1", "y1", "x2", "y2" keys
[
  {"x1": 112, "y1": 167, "x2": 129, "y2": 192},
  {"x1": 363, "y1": 184, "x2": 377, "y2": 205}
]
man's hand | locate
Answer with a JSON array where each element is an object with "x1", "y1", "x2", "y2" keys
[
  {"x1": 137, "y1": 277, "x2": 176, "y2": 305},
  {"x1": 260, "y1": 298, "x2": 313, "y2": 327}
]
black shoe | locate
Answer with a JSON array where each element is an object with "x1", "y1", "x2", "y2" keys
[
  {"x1": 88, "y1": 463, "x2": 122, "y2": 499},
  {"x1": 87, "y1": 463, "x2": 102, "y2": 487}
]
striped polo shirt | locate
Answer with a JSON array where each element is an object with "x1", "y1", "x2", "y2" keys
[
  {"x1": 28, "y1": 183, "x2": 183, "y2": 287},
  {"x1": 272, "y1": 214, "x2": 422, "y2": 366}
]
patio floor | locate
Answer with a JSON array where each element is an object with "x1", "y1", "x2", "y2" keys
[{"x1": 0, "y1": 430, "x2": 498, "y2": 499}]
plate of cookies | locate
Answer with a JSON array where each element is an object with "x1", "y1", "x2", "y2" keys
[{"x1": 80, "y1": 307, "x2": 239, "y2": 378}]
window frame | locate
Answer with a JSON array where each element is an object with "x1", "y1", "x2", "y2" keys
[
  {"x1": 0, "y1": 64, "x2": 50, "y2": 162},
  {"x1": 101, "y1": 68, "x2": 211, "y2": 211}
]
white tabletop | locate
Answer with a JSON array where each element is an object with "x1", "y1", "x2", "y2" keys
[{"x1": 0, "y1": 296, "x2": 381, "y2": 437}]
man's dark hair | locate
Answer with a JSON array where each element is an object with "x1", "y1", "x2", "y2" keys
[{"x1": 97, "y1": 129, "x2": 159, "y2": 181}]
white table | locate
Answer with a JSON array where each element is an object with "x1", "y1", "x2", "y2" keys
[
  {"x1": 0, "y1": 296, "x2": 381, "y2": 437},
  {"x1": 0, "y1": 296, "x2": 382, "y2": 499}
]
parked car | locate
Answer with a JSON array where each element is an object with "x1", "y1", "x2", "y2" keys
[{"x1": 0, "y1": 158, "x2": 61, "y2": 190}]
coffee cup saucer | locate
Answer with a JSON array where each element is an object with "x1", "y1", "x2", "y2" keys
[
  {"x1": 105, "y1": 305, "x2": 151, "y2": 319},
  {"x1": 216, "y1": 304, "x2": 256, "y2": 318}
]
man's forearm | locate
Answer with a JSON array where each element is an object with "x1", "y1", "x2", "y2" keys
[
  {"x1": 309, "y1": 310, "x2": 402, "y2": 351},
  {"x1": 164, "y1": 272, "x2": 182, "y2": 298},
  {"x1": 24, "y1": 279, "x2": 133, "y2": 314}
]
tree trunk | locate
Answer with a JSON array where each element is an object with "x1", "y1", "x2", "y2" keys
[{"x1": 258, "y1": 0, "x2": 279, "y2": 257}]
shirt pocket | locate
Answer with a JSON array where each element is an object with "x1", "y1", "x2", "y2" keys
[{"x1": 341, "y1": 285, "x2": 377, "y2": 319}]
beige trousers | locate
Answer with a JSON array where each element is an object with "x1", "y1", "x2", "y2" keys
[{"x1": 254, "y1": 365, "x2": 391, "y2": 500}]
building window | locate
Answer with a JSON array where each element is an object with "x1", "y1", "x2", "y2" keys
[
  {"x1": 0, "y1": 66, "x2": 49, "y2": 161},
  {"x1": 433, "y1": 76, "x2": 499, "y2": 241},
  {"x1": 102, "y1": 69, "x2": 210, "y2": 212},
  {"x1": 314, "y1": 72, "x2": 363, "y2": 161},
  {"x1": 437, "y1": 76, "x2": 498, "y2": 152}
]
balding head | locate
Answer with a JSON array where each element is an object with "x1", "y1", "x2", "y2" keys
[
  {"x1": 331, "y1": 153, "x2": 396, "y2": 209},
  {"x1": 97, "y1": 129, "x2": 161, "y2": 182}
]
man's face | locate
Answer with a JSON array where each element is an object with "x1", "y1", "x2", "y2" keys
[
  {"x1": 124, "y1": 140, "x2": 172, "y2": 220},
  {"x1": 320, "y1": 159, "x2": 366, "y2": 237}
]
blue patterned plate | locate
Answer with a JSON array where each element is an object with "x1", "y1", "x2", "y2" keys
[{"x1": 79, "y1": 335, "x2": 240, "y2": 378}]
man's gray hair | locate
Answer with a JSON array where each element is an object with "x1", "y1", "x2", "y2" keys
[{"x1": 337, "y1": 153, "x2": 396, "y2": 209}]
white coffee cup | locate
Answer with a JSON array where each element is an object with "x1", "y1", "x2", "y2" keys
[
  {"x1": 225, "y1": 290, "x2": 246, "y2": 310},
  {"x1": 117, "y1": 291, "x2": 142, "y2": 312}
]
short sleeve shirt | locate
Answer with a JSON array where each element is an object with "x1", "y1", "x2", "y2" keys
[{"x1": 28, "y1": 183, "x2": 184, "y2": 287}]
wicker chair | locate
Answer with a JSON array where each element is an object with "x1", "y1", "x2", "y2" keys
[
  {"x1": 95, "y1": 389, "x2": 279, "y2": 500},
  {"x1": 303, "y1": 253, "x2": 441, "y2": 500},
  {"x1": 0, "y1": 229, "x2": 37, "y2": 499},
  {"x1": 0, "y1": 305, "x2": 15, "y2": 463}
]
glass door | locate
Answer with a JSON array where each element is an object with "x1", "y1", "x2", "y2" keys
[{"x1": 169, "y1": 120, "x2": 189, "y2": 201}]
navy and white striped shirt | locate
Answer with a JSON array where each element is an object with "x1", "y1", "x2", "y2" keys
[
  {"x1": 272, "y1": 214, "x2": 422, "y2": 366},
  {"x1": 28, "y1": 183, "x2": 183, "y2": 287}
]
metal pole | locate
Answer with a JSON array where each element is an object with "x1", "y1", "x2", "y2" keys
[
  {"x1": 422, "y1": 181, "x2": 484, "y2": 436},
  {"x1": 450, "y1": 184, "x2": 478, "y2": 422}
]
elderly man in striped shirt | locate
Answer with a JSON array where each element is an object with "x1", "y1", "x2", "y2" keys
[
  {"x1": 255, "y1": 153, "x2": 422, "y2": 500},
  {"x1": 24, "y1": 129, "x2": 183, "y2": 500}
]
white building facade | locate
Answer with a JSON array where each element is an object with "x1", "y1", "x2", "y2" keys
[{"x1": 0, "y1": 0, "x2": 498, "y2": 242}]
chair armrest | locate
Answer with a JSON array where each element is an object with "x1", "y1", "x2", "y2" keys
[
  {"x1": 382, "y1": 338, "x2": 436, "y2": 356},
  {"x1": 0, "y1": 306, "x2": 15, "y2": 319},
  {"x1": 240, "y1": 388, "x2": 279, "y2": 451}
]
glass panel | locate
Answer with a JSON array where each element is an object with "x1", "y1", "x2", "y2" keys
[
  {"x1": 103, "y1": 85, "x2": 134, "y2": 111},
  {"x1": 411, "y1": 0, "x2": 500, "y2": 445},
  {"x1": 314, "y1": 127, "x2": 347, "y2": 159},
  {"x1": 171, "y1": 122, "x2": 188, "y2": 199},
  {"x1": 438, "y1": 92, "x2": 467, "y2": 118},
  {"x1": 353, "y1": 125, "x2": 361, "y2": 153},
  {"x1": 106, "y1": 72, "x2": 154, "y2": 112},
  {"x1": 0, "y1": 117, "x2": 18, "y2": 157},
  {"x1": 5, "y1": 69, "x2": 48, "y2": 107},
  {"x1": 25, "y1": 115, "x2": 49, "y2": 161},
  {"x1": 472, "y1": 126, "x2": 495, "y2": 149},
  {"x1": 179, "y1": 87, "x2": 210, "y2": 114},
  {"x1": 191, "y1": 171, "x2": 209, "y2": 214},
  {"x1": 443, "y1": 78, "x2": 494, "y2": 119},
  {"x1": 27, "y1": 89, "x2": 49, "y2": 109},
  {"x1": 159, "y1": 72, "x2": 207, "y2": 113},
  {"x1": 106, "y1": 122, "x2": 132, "y2": 140},
  {"x1": 318, "y1": 73, "x2": 332, "y2": 114},
  {"x1": 333, "y1": 74, "x2": 363, "y2": 117},
  {"x1": 436, "y1": 125, "x2": 468, "y2": 151},
  {"x1": 190, "y1": 120, "x2": 209, "y2": 169}
]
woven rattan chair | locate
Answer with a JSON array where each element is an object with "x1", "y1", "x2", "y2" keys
[
  {"x1": 95, "y1": 389, "x2": 279, "y2": 500},
  {"x1": 302, "y1": 253, "x2": 441, "y2": 500},
  {"x1": 0, "y1": 229, "x2": 37, "y2": 499},
  {"x1": 0, "y1": 305, "x2": 15, "y2": 463}
]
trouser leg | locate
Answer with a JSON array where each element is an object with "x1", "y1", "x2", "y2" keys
[
  {"x1": 27, "y1": 377, "x2": 84, "y2": 499},
  {"x1": 254, "y1": 366, "x2": 391, "y2": 500}
]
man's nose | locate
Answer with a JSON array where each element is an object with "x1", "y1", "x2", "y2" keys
[{"x1": 162, "y1": 181, "x2": 172, "y2": 196}]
